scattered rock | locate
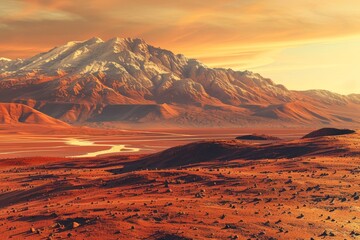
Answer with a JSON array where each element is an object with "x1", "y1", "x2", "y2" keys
[{"x1": 72, "y1": 222, "x2": 80, "y2": 229}]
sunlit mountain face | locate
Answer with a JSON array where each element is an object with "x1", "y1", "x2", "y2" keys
[
  {"x1": 1, "y1": 0, "x2": 360, "y2": 94},
  {"x1": 1, "y1": 37, "x2": 360, "y2": 127}
]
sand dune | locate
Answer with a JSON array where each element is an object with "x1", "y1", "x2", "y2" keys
[
  {"x1": 302, "y1": 128, "x2": 356, "y2": 138},
  {"x1": 125, "y1": 130, "x2": 360, "y2": 171}
]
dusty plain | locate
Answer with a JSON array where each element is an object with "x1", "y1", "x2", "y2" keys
[{"x1": 0, "y1": 126, "x2": 359, "y2": 240}]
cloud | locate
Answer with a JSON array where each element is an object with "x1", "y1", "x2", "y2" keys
[
  {"x1": 1, "y1": 0, "x2": 360, "y2": 52},
  {"x1": 0, "y1": 0, "x2": 80, "y2": 22},
  {"x1": 0, "y1": 0, "x2": 360, "y2": 93}
]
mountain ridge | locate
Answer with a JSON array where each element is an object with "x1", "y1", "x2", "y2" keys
[
  {"x1": 0, "y1": 103, "x2": 69, "y2": 126},
  {"x1": 1, "y1": 37, "x2": 360, "y2": 127}
]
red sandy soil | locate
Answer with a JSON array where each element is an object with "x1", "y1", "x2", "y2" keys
[
  {"x1": 0, "y1": 125, "x2": 310, "y2": 159},
  {"x1": 0, "y1": 131, "x2": 359, "y2": 239}
]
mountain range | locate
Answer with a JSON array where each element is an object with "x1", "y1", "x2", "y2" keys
[{"x1": 1, "y1": 37, "x2": 360, "y2": 127}]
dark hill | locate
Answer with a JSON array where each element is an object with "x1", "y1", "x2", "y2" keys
[
  {"x1": 302, "y1": 128, "x2": 355, "y2": 139},
  {"x1": 236, "y1": 134, "x2": 281, "y2": 141},
  {"x1": 121, "y1": 131, "x2": 360, "y2": 172}
]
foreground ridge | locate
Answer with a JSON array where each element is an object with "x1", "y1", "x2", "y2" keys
[{"x1": 0, "y1": 129, "x2": 359, "y2": 239}]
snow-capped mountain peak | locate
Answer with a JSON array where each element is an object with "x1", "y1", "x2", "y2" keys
[
  {"x1": 1, "y1": 36, "x2": 359, "y2": 127},
  {"x1": 0, "y1": 57, "x2": 11, "y2": 62},
  {"x1": 0, "y1": 37, "x2": 301, "y2": 106}
]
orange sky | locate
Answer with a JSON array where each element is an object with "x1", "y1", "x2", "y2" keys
[{"x1": 1, "y1": 0, "x2": 360, "y2": 94}]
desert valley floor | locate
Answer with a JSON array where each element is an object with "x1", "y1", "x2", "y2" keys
[
  {"x1": 0, "y1": 126, "x2": 309, "y2": 159},
  {"x1": 0, "y1": 126, "x2": 359, "y2": 240}
]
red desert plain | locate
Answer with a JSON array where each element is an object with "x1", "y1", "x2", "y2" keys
[{"x1": 0, "y1": 125, "x2": 359, "y2": 240}]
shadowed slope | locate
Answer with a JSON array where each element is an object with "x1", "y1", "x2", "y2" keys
[
  {"x1": 123, "y1": 130, "x2": 359, "y2": 171},
  {"x1": 0, "y1": 103, "x2": 69, "y2": 126},
  {"x1": 302, "y1": 128, "x2": 355, "y2": 139},
  {"x1": 89, "y1": 104, "x2": 179, "y2": 122},
  {"x1": 236, "y1": 134, "x2": 281, "y2": 140}
]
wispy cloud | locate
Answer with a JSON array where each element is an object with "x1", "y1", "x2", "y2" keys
[
  {"x1": 0, "y1": 0, "x2": 81, "y2": 24},
  {"x1": 0, "y1": 0, "x2": 359, "y2": 93},
  {"x1": 1, "y1": 0, "x2": 360, "y2": 53}
]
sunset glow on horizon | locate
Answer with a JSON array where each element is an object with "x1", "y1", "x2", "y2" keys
[{"x1": 1, "y1": 0, "x2": 359, "y2": 94}]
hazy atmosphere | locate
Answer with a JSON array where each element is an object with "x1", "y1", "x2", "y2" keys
[{"x1": 1, "y1": 0, "x2": 360, "y2": 94}]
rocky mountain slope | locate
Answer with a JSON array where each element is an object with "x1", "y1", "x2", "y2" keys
[
  {"x1": 0, "y1": 37, "x2": 359, "y2": 127},
  {"x1": 0, "y1": 103, "x2": 69, "y2": 126}
]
